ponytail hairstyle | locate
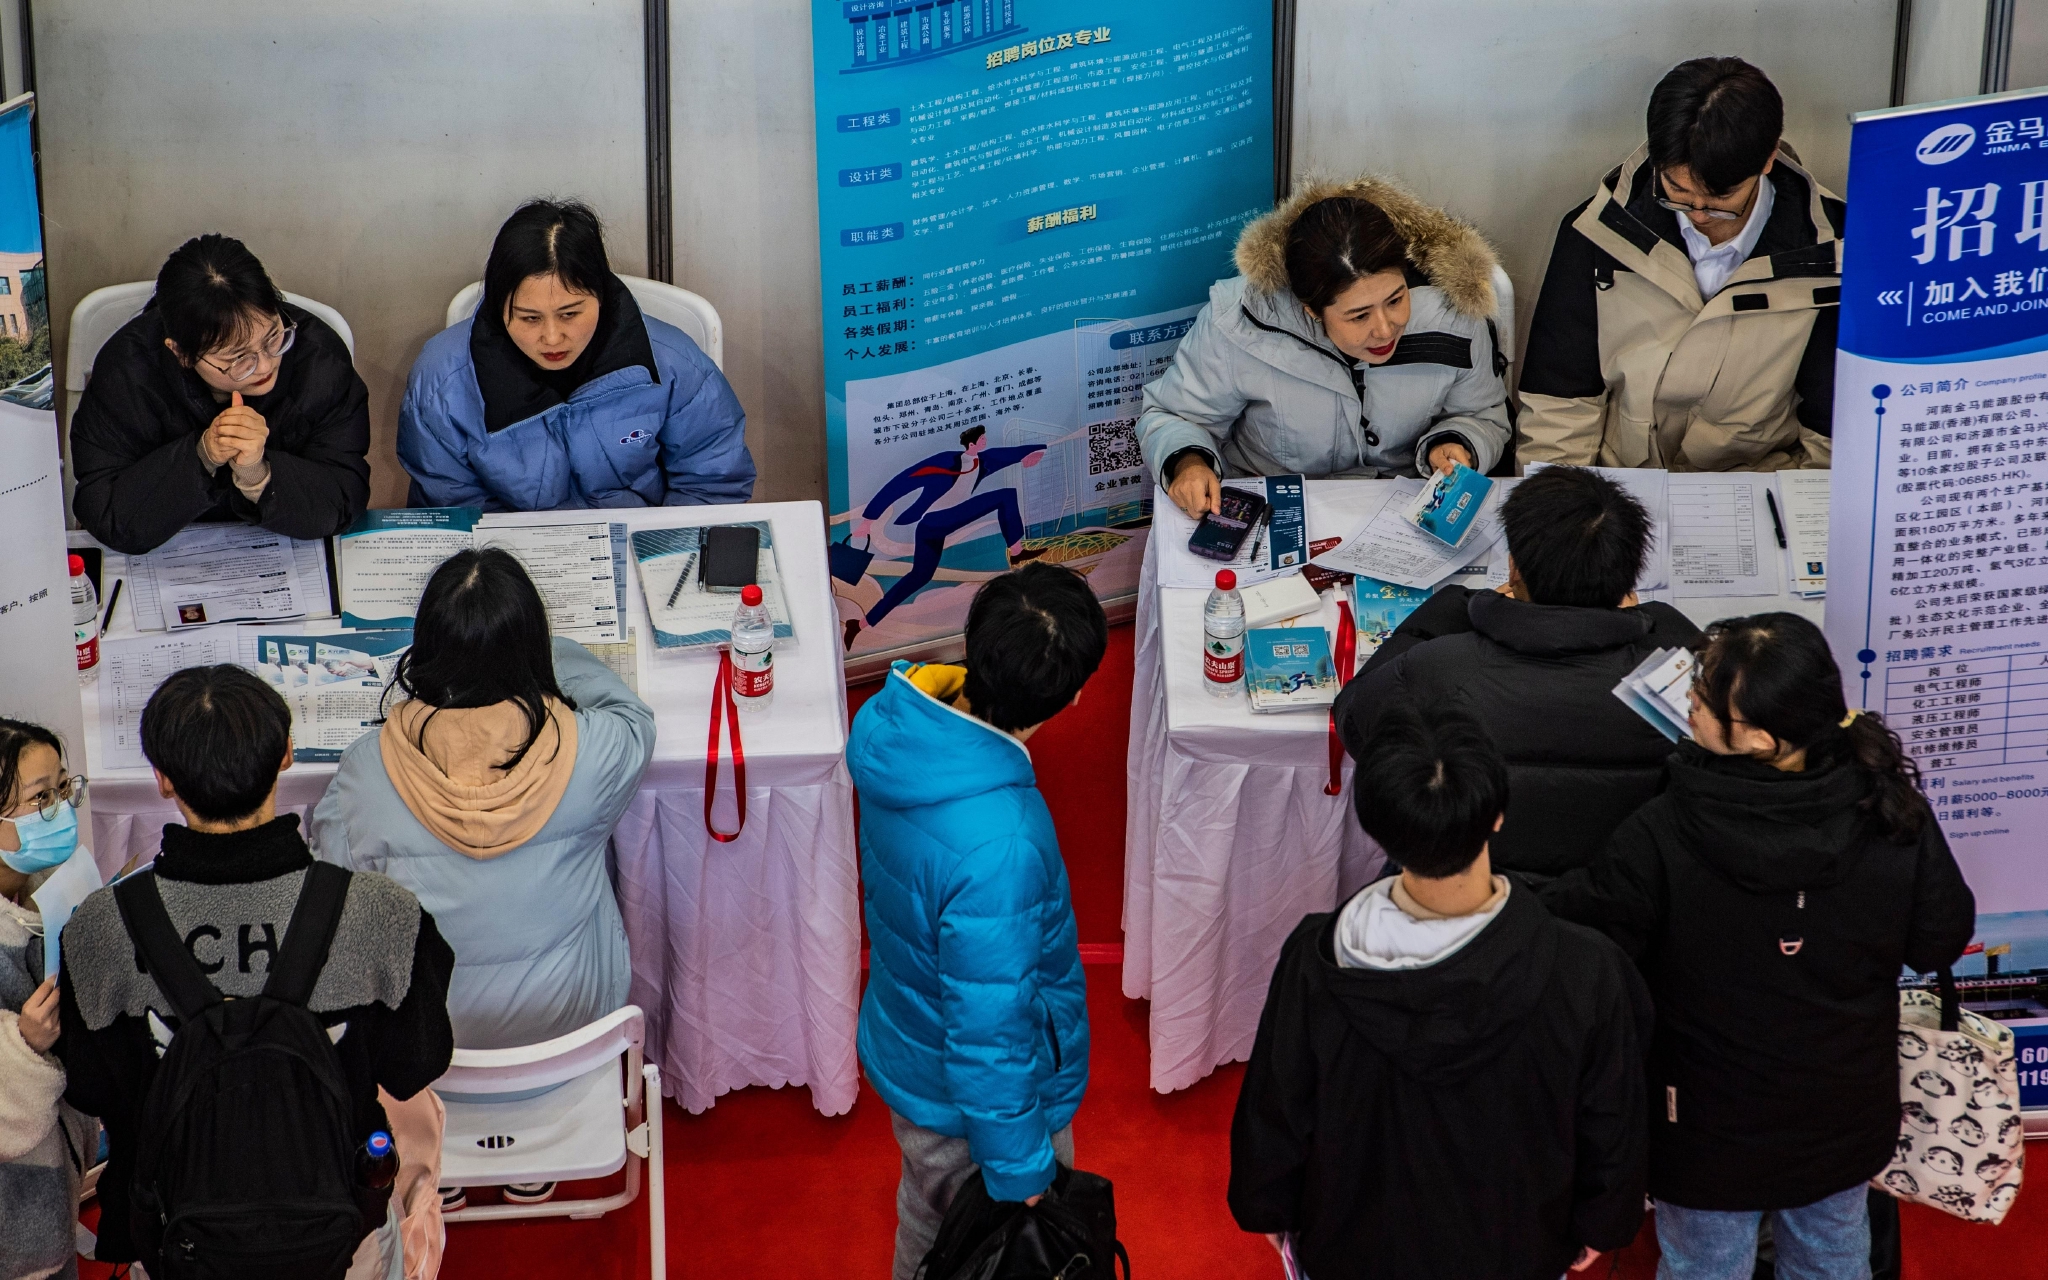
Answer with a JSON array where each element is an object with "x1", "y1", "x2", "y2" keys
[
  {"x1": 1282, "y1": 196, "x2": 1411, "y2": 313},
  {"x1": 1693, "y1": 612, "x2": 1926, "y2": 841}
]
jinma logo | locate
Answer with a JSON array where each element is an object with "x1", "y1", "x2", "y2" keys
[{"x1": 1916, "y1": 122, "x2": 1976, "y2": 165}]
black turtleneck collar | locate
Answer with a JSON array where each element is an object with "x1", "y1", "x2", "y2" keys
[
  {"x1": 469, "y1": 272, "x2": 659, "y2": 433},
  {"x1": 155, "y1": 814, "x2": 313, "y2": 885}
]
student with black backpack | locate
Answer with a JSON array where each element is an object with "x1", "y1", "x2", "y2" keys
[{"x1": 57, "y1": 665, "x2": 455, "y2": 1279}]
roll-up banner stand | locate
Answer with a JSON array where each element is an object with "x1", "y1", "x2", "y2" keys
[
  {"x1": 1828, "y1": 87, "x2": 2048, "y2": 1133},
  {"x1": 812, "y1": 0, "x2": 1281, "y2": 670}
]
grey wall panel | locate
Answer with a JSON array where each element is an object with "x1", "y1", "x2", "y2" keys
[
  {"x1": 34, "y1": 0, "x2": 647, "y2": 509},
  {"x1": 667, "y1": 0, "x2": 825, "y2": 506},
  {"x1": 1292, "y1": 0, "x2": 1895, "y2": 365}
]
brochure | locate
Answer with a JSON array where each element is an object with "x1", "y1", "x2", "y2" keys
[
  {"x1": 1245, "y1": 626, "x2": 1340, "y2": 713},
  {"x1": 1405, "y1": 463, "x2": 1494, "y2": 548},
  {"x1": 249, "y1": 629, "x2": 413, "y2": 762},
  {"x1": 1611, "y1": 646, "x2": 1697, "y2": 742},
  {"x1": 1263, "y1": 473, "x2": 1307, "y2": 570},
  {"x1": 1352, "y1": 575, "x2": 1432, "y2": 657}
]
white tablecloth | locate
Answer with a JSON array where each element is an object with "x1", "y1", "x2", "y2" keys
[
  {"x1": 81, "y1": 501, "x2": 861, "y2": 1116},
  {"x1": 1122, "y1": 479, "x2": 1825, "y2": 1094}
]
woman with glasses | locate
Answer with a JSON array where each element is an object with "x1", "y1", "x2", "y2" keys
[
  {"x1": 69, "y1": 233, "x2": 370, "y2": 554},
  {"x1": 0, "y1": 718, "x2": 98, "y2": 1280},
  {"x1": 1518, "y1": 57, "x2": 1844, "y2": 472}
]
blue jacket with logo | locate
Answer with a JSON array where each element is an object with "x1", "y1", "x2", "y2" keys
[
  {"x1": 850, "y1": 661, "x2": 1088, "y2": 1201},
  {"x1": 398, "y1": 303, "x2": 754, "y2": 511}
]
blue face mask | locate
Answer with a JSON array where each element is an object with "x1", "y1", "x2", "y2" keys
[{"x1": 3, "y1": 802, "x2": 78, "y2": 874}]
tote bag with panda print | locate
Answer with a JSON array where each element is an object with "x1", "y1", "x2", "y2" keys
[{"x1": 1875, "y1": 969, "x2": 2025, "y2": 1224}]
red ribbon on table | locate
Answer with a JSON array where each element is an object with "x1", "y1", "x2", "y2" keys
[
  {"x1": 705, "y1": 649, "x2": 747, "y2": 842},
  {"x1": 1325, "y1": 598, "x2": 1357, "y2": 797}
]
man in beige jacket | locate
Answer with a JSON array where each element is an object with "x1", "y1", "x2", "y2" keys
[{"x1": 1518, "y1": 57, "x2": 1843, "y2": 472}]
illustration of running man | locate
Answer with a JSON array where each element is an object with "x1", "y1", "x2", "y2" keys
[{"x1": 852, "y1": 425, "x2": 1045, "y2": 629}]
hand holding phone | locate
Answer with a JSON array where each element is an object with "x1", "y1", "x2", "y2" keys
[{"x1": 1189, "y1": 487, "x2": 1268, "y2": 562}]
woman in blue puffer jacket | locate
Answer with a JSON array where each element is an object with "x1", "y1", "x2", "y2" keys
[{"x1": 399, "y1": 198, "x2": 754, "y2": 511}]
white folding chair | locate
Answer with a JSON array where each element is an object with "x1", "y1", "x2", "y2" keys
[
  {"x1": 1488, "y1": 262, "x2": 1516, "y2": 366},
  {"x1": 446, "y1": 274, "x2": 725, "y2": 369},
  {"x1": 433, "y1": 1005, "x2": 666, "y2": 1278},
  {"x1": 65, "y1": 281, "x2": 356, "y2": 426}
]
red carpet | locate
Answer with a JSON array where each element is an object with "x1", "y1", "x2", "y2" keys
[{"x1": 75, "y1": 623, "x2": 2048, "y2": 1276}]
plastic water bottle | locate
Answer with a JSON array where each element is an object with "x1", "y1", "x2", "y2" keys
[
  {"x1": 70, "y1": 554, "x2": 99, "y2": 685},
  {"x1": 1203, "y1": 569, "x2": 1245, "y2": 698},
  {"x1": 356, "y1": 1130, "x2": 397, "y2": 1190},
  {"x1": 730, "y1": 584, "x2": 775, "y2": 713}
]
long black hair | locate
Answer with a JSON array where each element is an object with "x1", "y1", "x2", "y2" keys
[
  {"x1": 1693, "y1": 612, "x2": 1926, "y2": 841},
  {"x1": 0, "y1": 718, "x2": 62, "y2": 815},
  {"x1": 155, "y1": 233, "x2": 286, "y2": 360},
  {"x1": 1282, "y1": 196, "x2": 1410, "y2": 313},
  {"x1": 481, "y1": 199, "x2": 612, "y2": 330},
  {"x1": 388, "y1": 548, "x2": 576, "y2": 772}
]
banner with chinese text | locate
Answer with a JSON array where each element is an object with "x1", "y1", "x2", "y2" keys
[
  {"x1": 812, "y1": 0, "x2": 1275, "y2": 658},
  {"x1": 1828, "y1": 88, "x2": 2048, "y2": 1101}
]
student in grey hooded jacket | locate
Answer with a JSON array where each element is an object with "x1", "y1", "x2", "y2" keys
[
  {"x1": 1140, "y1": 176, "x2": 1513, "y2": 519},
  {"x1": 311, "y1": 548, "x2": 655, "y2": 1058}
]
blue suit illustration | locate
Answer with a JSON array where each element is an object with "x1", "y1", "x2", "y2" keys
[{"x1": 855, "y1": 426, "x2": 1045, "y2": 627}]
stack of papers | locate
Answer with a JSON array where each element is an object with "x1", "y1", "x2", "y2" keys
[
  {"x1": 124, "y1": 524, "x2": 330, "y2": 631},
  {"x1": 250, "y1": 629, "x2": 413, "y2": 762},
  {"x1": 1611, "y1": 647, "x2": 1697, "y2": 742},
  {"x1": 1774, "y1": 471, "x2": 1830, "y2": 598},
  {"x1": 1310, "y1": 477, "x2": 1507, "y2": 589},
  {"x1": 1669, "y1": 474, "x2": 1781, "y2": 599},
  {"x1": 1244, "y1": 626, "x2": 1340, "y2": 713}
]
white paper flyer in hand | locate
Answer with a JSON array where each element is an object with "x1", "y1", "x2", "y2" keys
[
  {"x1": 336, "y1": 507, "x2": 479, "y2": 629},
  {"x1": 1311, "y1": 478, "x2": 1506, "y2": 589},
  {"x1": 1611, "y1": 646, "x2": 1696, "y2": 742},
  {"x1": 1669, "y1": 474, "x2": 1780, "y2": 599},
  {"x1": 631, "y1": 520, "x2": 794, "y2": 650},
  {"x1": 124, "y1": 524, "x2": 328, "y2": 631},
  {"x1": 1526, "y1": 462, "x2": 1671, "y2": 592},
  {"x1": 1773, "y1": 470, "x2": 1830, "y2": 598},
  {"x1": 31, "y1": 844, "x2": 103, "y2": 978},
  {"x1": 249, "y1": 630, "x2": 412, "y2": 762},
  {"x1": 99, "y1": 627, "x2": 245, "y2": 770},
  {"x1": 476, "y1": 522, "x2": 628, "y2": 644}
]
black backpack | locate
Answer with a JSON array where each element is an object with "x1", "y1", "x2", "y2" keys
[
  {"x1": 113, "y1": 863, "x2": 388, "y2": 1280},
  {"x1": 917, "y1": 1164, "x2": 1131, "y2": 1280}
]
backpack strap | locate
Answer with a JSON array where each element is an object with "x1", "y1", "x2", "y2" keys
[
  {"x1": 263, "y1": 862, "x2": 352, "y2": 1007},
  {"x1": 113, "y1": 871, "x2": 224, "y2": 1024}
]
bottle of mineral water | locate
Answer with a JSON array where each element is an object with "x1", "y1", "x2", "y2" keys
[
  {"x1": 71, "y1": 554, "x2": 100, "y2": 685},
  {"x1": 730, "y1": 584, "x2": 775, "y2": 713},
  {"x1": 1203, "y1": 569, "x2": 1245, "y2": 698}
]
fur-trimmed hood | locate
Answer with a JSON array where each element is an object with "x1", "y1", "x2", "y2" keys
[{"x1": 1234, "y1": 175, "x2": 1500, "y2": 319}]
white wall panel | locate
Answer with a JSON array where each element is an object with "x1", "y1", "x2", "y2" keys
[{"x1": 33, "y1": 0, "x2": 647, "y2": 509}]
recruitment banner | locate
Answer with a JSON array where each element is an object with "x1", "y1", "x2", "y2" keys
[
  {"x1": 1827, "y1": 89, "x2": 2048, "y2": 1095},
  {"x1": 811, "y1": 0, "x2": 1276, "y2": 658}
]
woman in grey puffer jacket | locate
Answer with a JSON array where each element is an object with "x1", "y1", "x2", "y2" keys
[{"x1": 1140, "y1": 175, "x2": 1513, "y2": 520}]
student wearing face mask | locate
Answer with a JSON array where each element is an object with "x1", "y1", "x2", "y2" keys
[
  {"x1": 69, "y1": 234, "x2": 372, "y2": 555},
  {"x1": 398, "y1": 199, "x2": 754, "y2": 512},
  {"x1": 0, "y1": 719, "x2": 97, "y2": 1280},
  {"x1": 1138, "y1": 178, "x2": 1512, "y2": 521}
]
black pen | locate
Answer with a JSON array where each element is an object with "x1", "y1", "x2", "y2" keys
[
  {"x1": 1764, "y1": 489, "x2": 1788, "y2": 549},
  {"x1": 100, "y1": 577, "x2": 123, "y2": 633},
  {"x1": 665, "y1": 553, "x2": 697, "y2": 608}
]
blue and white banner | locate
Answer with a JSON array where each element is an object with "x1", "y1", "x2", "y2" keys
[
  {"x1": 1828, "y1": 89, "x2": 2048, "y2": 1080},
  {"x1": 812, "y1": 0, "x2": 1275, "y2": 657}
]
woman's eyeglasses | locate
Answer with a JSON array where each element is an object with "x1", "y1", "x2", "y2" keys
[
  {"x1": 14, "y1": 774, "x2": 87, "y2": 821},
  {"x1": 202, "y1": 320, "x2": 297, "y2": 384}
]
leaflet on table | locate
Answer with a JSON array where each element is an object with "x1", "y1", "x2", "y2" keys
[
  {"x1": 248, "y1": 629, "x2": 412, "y2": 762},
  {"x1": 1774, "y1": 470, "x2": 1830, "y2": 598},
  {"x1": 98, "y1": 627, "x2": 245, "y2": 770},
  {"x1": 1526, "y1": 462, "x2": 1672, "y2": 592},
  {"x1": 475, "y1": 522, "x2": 628, "y2": 644},
  {"x1": 1353, "y1": 576, "x2": 1433, "y2": 657},
  {"x1": 1310, "y1": 478, "x2": 1506, "y2": 589},
  {"x1": 1153, "y1": 479, "x2": 1303, "y2": 590},
  {"x1": 1610, "y1": 646, "x2": 1697, "y2": 742},
  {"x1": 123, "y1": 524, "x2": 329, "y2": 631},
  {"x1": 631, "y1": 520, "x2": 794, "y2": 650},
  {"x1": 1244, "y1": 626, "x2": 1340, "y2": 713},
  {"x1": 1669, "y1": 473, "x2": 1780, "y2": 599},
  {"x1": 335, "y1": 507, "x2": 479, "y2": 628}
]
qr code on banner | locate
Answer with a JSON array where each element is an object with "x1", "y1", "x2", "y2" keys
[{"x1": 1088, "y1": 418, "x2": 1141, "y2": 475}]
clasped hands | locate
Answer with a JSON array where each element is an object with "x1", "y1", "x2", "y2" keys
[{"x1": 198, "y1": 391, "x2": 269, "y2": 472}]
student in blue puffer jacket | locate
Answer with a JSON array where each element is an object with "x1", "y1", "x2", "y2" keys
[
  {"x1": 399, "y1": 199, "x2": 754, "y2": 511},
  {"x1": 849, "y1": 563, "x2": 1107, "y2": 1280}
]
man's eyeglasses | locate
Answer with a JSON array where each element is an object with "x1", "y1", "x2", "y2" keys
[
  {"x1": 14, "y1": 774, "x2": 86, "y2": 821},
  {"x1": 1654, "y1": 196, "x2": 1747, "y2": 223},
  {"x1": 201, "y1": 319, "x2": 297, "y2": 384}
]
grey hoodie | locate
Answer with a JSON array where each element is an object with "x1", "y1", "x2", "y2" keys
[{"x1": 1138, "y1": 175, "x2": 1513, "y2": 481}]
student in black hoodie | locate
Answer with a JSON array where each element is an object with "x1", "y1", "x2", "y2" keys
[
  {"x1": 1230, "y1": 704, "x2": 1649, "y2": 1280},
  {"x1": 1334, "y1": 464, "x2": 1705, "y2": 879},
  {"x1": 1541, "y1": 613, "x2": 1975, "y2": 1279}
]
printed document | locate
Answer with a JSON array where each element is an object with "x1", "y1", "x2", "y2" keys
[
  {"x1": 336, "y1": 508, "x2": 479, "y2": 629},
  {"x1": 125, "y1": 525, "x2": 324, "y2": 631},
  {"x1": 1774, "y1": 470, "x2": 1830, "y2": 597},
  {"x1": 98, "y1": 627, "x2": 244, "y2": 770},
  {"x1": 1669, "y1": 474, "x2": 1779, "y2": 598},
  {"x1": 1311, "y1": 478, "x2": 1506, "y2": 589},
  {"x1": 476, "y1": 522, "x2": 626, "y2": 643},
  {"x1": 248, "y1": 628, "x2": 413, "y2": 762}
]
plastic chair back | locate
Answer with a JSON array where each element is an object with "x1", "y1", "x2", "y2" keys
[{"x1": 446, "y1": 274, "x2": 724, "y2": 369}]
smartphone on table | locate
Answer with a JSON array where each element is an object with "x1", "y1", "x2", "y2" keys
[{"x1": 1188, "y1": 487, "x2": 1268, "y2": 562}]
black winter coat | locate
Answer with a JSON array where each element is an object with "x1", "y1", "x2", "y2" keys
[
  {"x1": 1229, "y1": 887, "x2": 1650, "y2": 1280},
  {"x1": 1539, "y1": 744, "x2": 1976, "y2": 1211},
  {"x1": 70, "y1": 301, "x2": 371, "y2": 554},
  {"x1": 1335, "y1": 586, "x2": 1706, "y2": 877}
]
